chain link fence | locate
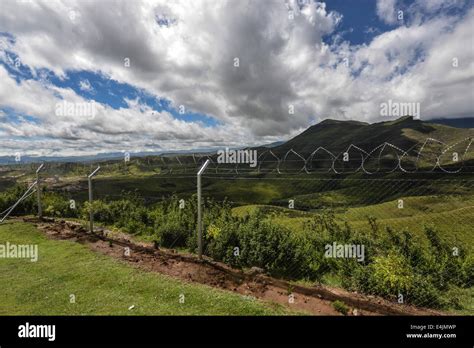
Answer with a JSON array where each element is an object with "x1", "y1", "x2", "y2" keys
[{"x1": 1, "y1": 139, "x2": 473, "y2": 314}]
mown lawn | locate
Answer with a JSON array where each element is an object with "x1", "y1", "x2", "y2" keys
[{"x1": 0, "y1": 222, "x2": 288, "y2": 315}]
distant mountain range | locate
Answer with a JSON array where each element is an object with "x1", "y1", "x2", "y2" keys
[
  {"x1": 0, "y1": 141, "x2": 285, "y2": 165},
  {"x1": 0, "y1": 116, "x2": 471, "y2": 165},
  {"x1": 0, "y1": 150, "x2": 206, "y2": 165}
]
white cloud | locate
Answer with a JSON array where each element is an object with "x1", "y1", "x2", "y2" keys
[
  {"x1": 414, "y1": 0, "x2": 467, "y2": 14},
  {"x1": 0, "y1": 64, "x2": 255, "y2": 156},
  {"x1": 79, "y1": 79, "x2": 93, "y2": 92},
  {"x1": 0, "y1": 0, "x2": 472, "y2": 156},
  {"x1": 376, "y1": 0, "x2": 398, "y2": 24}
]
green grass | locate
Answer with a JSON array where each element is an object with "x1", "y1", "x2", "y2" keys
[
  {"x1": 338, "y1": 195, "x2": 474, "y2": 249},
  {"x1": 0, "y1": 222, "x2": 289, "y2": 315},
  {"x1": 233, "y1": 194, "x2": 474, "y2": 251},
  {"x1": 68, "y1": 175, "x2": 197, "y2": 203}
]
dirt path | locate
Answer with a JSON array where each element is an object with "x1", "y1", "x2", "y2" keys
[{"x1": 27, "y1": 217, "x2": 445, "y2": 316}]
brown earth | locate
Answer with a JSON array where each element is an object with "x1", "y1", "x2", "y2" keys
[{"x1": 26, "y1": 217, "x2": 446, "y2": 316}]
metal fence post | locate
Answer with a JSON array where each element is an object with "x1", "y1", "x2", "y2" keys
[
  {"x1": 36, "y1": 164, "x2": 44, "y2": 219},
  {"x1": 88, "y1": 166, "x2": 101, "y2": 233},
  {"x1": 197, "y1": 159, "x2": 210, "y2": 259}
]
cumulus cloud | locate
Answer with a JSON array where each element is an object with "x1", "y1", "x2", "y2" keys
[
  {"x1": 0, "y1": 0, "x2": 472, "y2": 156},
  {"x1": 376, "y1": 0, "x2": 399, "y2": 24},
  {"x1": 0, "y1": 64, "x2": 251, "y2": 156}
]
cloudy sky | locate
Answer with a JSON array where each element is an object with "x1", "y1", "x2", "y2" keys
[{"x1": 0, "y1": 0, "x2": 473, "y2": 157}]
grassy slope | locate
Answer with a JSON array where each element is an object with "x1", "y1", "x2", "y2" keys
[
  {"x1": 233, "y1": 194, "x2": 474, "y2": 250},
  {"x1": 337, "y1": 195, "x2": 474, "y2": 243},
  {"x1": 0, "y1": 222, "x2": 288, "y2": 315}
]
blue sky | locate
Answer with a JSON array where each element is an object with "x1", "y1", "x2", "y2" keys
[
  {"x1": 326, "y1": 0, "x2": 397, "y2": 44},
  {"x1": 1, "y1": 0, "x2": 404, "y2": 126},
  {"x1": 0, "y1": 0, "x2": 411, "y2": 123},
  {"x1": 0, "y1": 0, "x2": 472, "y2": 156},
  {"x1": 0, "y1": 46, "x2": 219, "y2": 127}
]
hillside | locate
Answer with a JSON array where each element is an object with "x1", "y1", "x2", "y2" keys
[
  {"x1": 271, "y1": 116, "x2": 473, "y2": 157},
  {"x1": 252, "y1": 116, "x2": 473, "y2": 173}
]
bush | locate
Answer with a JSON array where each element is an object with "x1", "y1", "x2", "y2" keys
[
  {"x1": 370, "y1": 252, "x2": 415, "y2": 297},
  {"x1": 462, "y1": 254, "x2": 474, "y2": 285},
  {"x1": 42, "y1": 192, "x2": 78, "y2": 218},
  {"x1": 0, "y1": 185, "x2": 81, "y2": 218},
  {"x1": 439, "y1": 285, "x2": 471, "y2": 310},
  {"x1": 4, "y1": 184, "x2": 468, "y2": 311},
  {"x1": 204, "y1": 211, "x2": 332, "y2": 280},
  {"x1": 409, "y1": 275, "x2": 442, "y2": 308},
  {"x1": 0, "y1": 184, "x2": 36, "y2": 216}
]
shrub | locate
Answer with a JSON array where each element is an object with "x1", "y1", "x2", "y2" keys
[
  {"x1": 0, "y1": 184, "x2": 36, "y2": 216},
  {"x1": 42, "y1": 193, "x2": 79, "y2": 218},
  {"x1": 4, "y1": 184, "x2": 467, "y2": 311},
  {"x1": 409, "y1": 275, "x2": 442, "y2": 308},
  {"x1": 462, "y1": 254, "x2": 474, "y2": 285},
  {"x1": 439, "y1": 285, "x2": 471, "y2": 310},
  {"x1": 370, "y1": 252, "x2": 415, "y2": 298}
]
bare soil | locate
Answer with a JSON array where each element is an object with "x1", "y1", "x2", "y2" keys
[{"x1": 27, "y1": 217, "x2": 446, "y2": 316}]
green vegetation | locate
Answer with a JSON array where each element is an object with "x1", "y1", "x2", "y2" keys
[
  {"x1": 332, "y1": 300, "x2": 349, "y2": 315},
  {"x1": 270, "y1": 116, "x2": 473, "y2": 163},
  {"x1": 0, "y1": 222, "x2": 288, "y2": 315},
  {"x1": 1, "y1": 182, "x2": 472, "y2": 313},
  {"x1": 79, "y1": 196, "x2": 474, "y2": 312},
  {"x1": 234, "y1": 193, "x2": 474, "y2": 252},
  {"x1": 1, "y1": 115, "x2": 472, "y2": 316}
]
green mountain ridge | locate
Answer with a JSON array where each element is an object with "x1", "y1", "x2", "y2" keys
[{"x1": 268, "y1": 116, "x2": 473, "y2": 158}]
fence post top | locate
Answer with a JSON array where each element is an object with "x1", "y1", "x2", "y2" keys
[
  {"x1": 88, "y1": 166, "x2": 101, "y2": 178},
  {"x1": 197, "y1": 159, "x2": 210, "y2": 176},
  {"x1": 36, "y1": 163, "x2": 44, "y2": 174}
]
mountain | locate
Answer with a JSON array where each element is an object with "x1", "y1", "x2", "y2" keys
[
  {"x1": 0, "y1": 141, "x2": 287, "y2": 165},
  {"x1": 261, "y1": 141, "x2": 286, "y2": 148},
  {"x1": 268, "y1": 116, "x2": 473, "y2": 157},
  {"x1": 249, "y1": 116, "x2": 474, "y2": 173},
  {"x1": 427, "y1": 118, "x2": 474, "y2": 128}
]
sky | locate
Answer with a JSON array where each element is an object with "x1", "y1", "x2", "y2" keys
[{"x1": 0, "y1": 0, "x2": 473, "y2": 157}]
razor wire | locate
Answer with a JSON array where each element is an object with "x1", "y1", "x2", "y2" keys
[
  {"x1": 0, "y1": 136, "x2": 473, "y2": 313},
  {"x1": 4, "y1": 136, "x2": 472, "y2": 177}
]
